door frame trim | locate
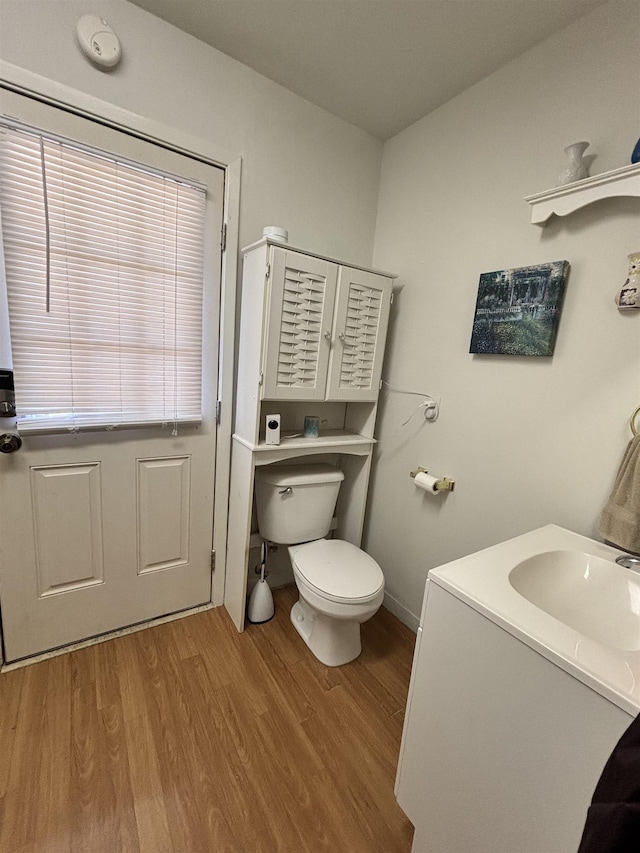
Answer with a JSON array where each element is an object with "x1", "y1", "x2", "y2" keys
[{"x1": 0, "y1": 60, "x2": 240, "y2": 640}]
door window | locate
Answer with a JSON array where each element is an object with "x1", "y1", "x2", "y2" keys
[{"x1": 0, "y1": 120, "x2": 207, "y2": 431}]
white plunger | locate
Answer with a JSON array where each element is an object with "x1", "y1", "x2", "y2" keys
[{"x1": 247, "y1": 543, "x2": 274, "y2": 623}]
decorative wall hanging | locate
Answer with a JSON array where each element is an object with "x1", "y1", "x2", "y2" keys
[
  {"x1": 615, "y1": 251, "x2": 640, "y2": 309},
  {"x1": 469, "y1": 261, "x2": 570, "y2": 356}
]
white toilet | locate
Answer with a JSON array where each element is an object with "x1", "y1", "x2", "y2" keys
[{"x1": 253, "y1": 463, "x2": 384, "y2": 666}]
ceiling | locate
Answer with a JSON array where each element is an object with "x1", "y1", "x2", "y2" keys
[{"x1": 127, "y1": 0, "x2": 606, "y2": 140}]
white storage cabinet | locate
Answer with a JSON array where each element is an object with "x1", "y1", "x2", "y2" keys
[
  {"x1": 224, "y1": 238, "x2": 395, "y2": 631},
  {"x1": 262, "y1": 247, "x2": 391, "y2": 402}
]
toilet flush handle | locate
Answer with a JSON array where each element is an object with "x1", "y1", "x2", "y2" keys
[{"x1": 279, "y1": 487, "x2": 293, "y2": 495}]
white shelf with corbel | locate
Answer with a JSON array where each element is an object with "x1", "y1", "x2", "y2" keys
[{"x1": 525, "y1": 161, "x2": 640, "y2": 225}]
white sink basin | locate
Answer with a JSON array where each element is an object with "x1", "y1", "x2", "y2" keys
[
  {"x1": 427, "y1": 525, "x2": 640, "y2": 714},
  {"x1": 509, "y1": 550, "x2": 640, "y2": 651}
]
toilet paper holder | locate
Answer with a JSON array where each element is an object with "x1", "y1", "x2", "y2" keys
[{"x1": 410, "y1": 467, "x2": 455, "y2": 492}]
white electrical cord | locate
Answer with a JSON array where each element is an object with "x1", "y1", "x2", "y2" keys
[
  {"x1": 381, "y1": 378, "x2": 440, "y2": 423},
  {"x1": 401, "y1": 400, "x2": 437, "y2": 426}
]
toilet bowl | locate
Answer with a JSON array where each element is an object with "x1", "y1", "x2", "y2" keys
[
  {"x1": 253, "y1": 462, "x2": 385, "y2": 666},
  {"x1": 288, "y1": 538, "x2": 384, "y2": 666}
]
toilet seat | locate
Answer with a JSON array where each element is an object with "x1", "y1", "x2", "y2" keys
[{"x1": 290, "y1": 538, "x2": 384, "y2": 604}]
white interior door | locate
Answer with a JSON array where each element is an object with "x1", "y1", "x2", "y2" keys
[{"x1": 0, "y1": 91, "x2": 225, "y2": 662}]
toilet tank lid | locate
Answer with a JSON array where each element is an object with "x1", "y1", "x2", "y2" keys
[{"x1": 254, "y1": 463, "x2": 344, "y2": 486}]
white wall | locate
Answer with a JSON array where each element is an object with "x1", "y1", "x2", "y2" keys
[
  {"x1": 2, "y1": 0, "x2": 639, "y2": 632},
  {"x1": 0, "y1": 0, "x2": 382, "y2": 265},
  {"x1": 366, "y1": 0, "x2": 640, "y2": 628}
]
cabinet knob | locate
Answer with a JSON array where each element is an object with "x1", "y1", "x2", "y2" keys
[
  {"x1": 338, "y1": 332, "x2": 346, "y2": 342},
  {"x1": 323, "y1": 331, "x2": 331, "y2": 340}
]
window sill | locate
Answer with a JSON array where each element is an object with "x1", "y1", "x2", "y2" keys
[{"x1": 17, "y1": 418, "x2": 203, "y2": 436}]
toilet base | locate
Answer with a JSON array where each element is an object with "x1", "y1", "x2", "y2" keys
[{"x1": 290, "y1": 598, "x2": 362, "y2": 667}]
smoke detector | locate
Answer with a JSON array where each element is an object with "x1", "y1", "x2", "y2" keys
[{"x1": 76, "y1": 14, "x2": 122, "y2": 70}]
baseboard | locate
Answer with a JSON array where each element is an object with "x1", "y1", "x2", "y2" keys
[{"x1": 383, "y1": 590, "x2": 419, "y2": 632}]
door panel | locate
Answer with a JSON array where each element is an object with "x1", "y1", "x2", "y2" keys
[
  {"x1": 0, "y1": 90, "x2": 224, "y2": 662},
  {"x1": 31, "y1": 462, "x2": 105, "y2": 596},
  {"x1": 137, "y1": 455, "x2": 191, "y2": 574}
]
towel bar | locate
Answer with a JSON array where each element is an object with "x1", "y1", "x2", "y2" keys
[{"x1": 631, "y1": 405, "x2": 640, "y2": 436}]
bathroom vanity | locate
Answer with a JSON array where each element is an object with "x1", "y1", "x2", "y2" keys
[
  {"x1": 395, "y1": 525, "x2": 640, "y2": 853},
  {"x1": 225, "y1": 238, "x2": 396, "y2": 630}
]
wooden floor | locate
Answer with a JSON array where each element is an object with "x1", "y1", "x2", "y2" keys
[{"x1": 0, "y1": 585, "x2": 416, "y2": 852}]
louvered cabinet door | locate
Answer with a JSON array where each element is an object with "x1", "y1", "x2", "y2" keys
[
  {"x1": 262, "y1": 248, "x2": 338, "y2": 401},
  {"x1": 326, "y1": 267, "x2": 393, "y2": 402}
]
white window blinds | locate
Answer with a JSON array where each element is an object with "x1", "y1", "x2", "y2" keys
[{"x1": 0, "y1": 119, "x2": 207, "y2": 431}]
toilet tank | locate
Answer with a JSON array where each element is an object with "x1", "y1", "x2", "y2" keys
[{"x1": 254, "y1": 463, "x2": 344, "y2": 544}]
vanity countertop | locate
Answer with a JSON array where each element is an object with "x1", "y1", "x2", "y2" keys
[{"x1": 428, "y1": 524, "x2": 640, "y2": 716}]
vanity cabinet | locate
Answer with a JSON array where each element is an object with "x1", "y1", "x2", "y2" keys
[
  {"x1": 395, "y1": 527, "x2": 637, "y2": 853},
  {"x1": 224, "y1": 238, "x2": 396, "y2": 631}
]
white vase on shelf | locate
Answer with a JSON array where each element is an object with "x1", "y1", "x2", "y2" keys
[{"x1": 557, "y1": 141, "x2": 590, "y2": 186}]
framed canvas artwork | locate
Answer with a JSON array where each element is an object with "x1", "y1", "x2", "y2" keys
[{"x1": 469, "y1": 260, "x2": 569, "y2": 356}]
